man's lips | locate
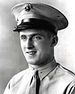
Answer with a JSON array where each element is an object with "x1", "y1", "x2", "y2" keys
[{"x1": 26, "y1": 51, "x2": 37, "y2": 55}]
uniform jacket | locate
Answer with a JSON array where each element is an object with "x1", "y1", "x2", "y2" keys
[{"x1": 4, "y1": 63, "x2": 75, "y2": 94}]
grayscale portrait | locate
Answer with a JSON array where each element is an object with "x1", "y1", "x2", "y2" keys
[{"x1": 0, "y1": 0, "x2": 75, "y2": 94}]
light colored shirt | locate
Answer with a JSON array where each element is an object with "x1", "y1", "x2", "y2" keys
[{"x1": 4, "y1": 61, "x2": 75, "y2": 94}]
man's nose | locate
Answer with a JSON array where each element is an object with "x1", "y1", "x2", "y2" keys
[{"x1": 26, "y1": 39, "x2": 34, "y2": 49}]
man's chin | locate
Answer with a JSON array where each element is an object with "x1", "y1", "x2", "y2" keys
[{"x1": 26, "y1": 59, "x2": 39, "y2": 65}]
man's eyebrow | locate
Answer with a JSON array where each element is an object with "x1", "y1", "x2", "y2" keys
[
  {"x1": 31, "y1": 33, "x2": 44, "y2": 37},
  {"x1": 20, "y1": 33, "x2": 44, "y2": 38}
]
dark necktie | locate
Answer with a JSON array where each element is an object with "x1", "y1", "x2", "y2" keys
[
  {"x1": 27, "y1": 70, "x2": 40, "y2": 94},
  {"x1": 34, "y1": 70, "x2": 40, "y2": 94}
]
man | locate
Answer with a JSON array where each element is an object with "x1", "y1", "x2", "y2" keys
[{"x1": 4, "y1": 2, "x2": 75, "y2": 94}]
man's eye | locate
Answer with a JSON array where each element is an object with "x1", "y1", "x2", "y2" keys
[
  {"x1": 20, "y1": 35, "x2": 27, "y2": 40},
  {"x1": 33, "y1": 35, "x2": 43, "y2": 40}
]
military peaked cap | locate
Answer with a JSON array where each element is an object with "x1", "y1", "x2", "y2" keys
[{"x1": 12, "y1": 3, "x2": 68, "y2": 32}]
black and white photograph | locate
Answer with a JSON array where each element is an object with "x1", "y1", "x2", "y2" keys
[{"x1": 0, "y1": 0, "x2": 75, "y2": 94}]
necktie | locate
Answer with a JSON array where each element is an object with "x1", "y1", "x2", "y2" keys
[
  {"x1": 34, "y1": 70, "x2": 40, "y2": 94},
  {"x1": 26, "y1": 70, "x2": 40, "y2": 94}
]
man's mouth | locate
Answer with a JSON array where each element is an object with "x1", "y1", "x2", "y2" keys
[{"x1": 26, "y1": 51, "x2": 37, "y2": 55}]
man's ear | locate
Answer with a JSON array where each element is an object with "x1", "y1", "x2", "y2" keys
[{"x1": 50, "y1": 35, "x2": 58, "y2": 47}]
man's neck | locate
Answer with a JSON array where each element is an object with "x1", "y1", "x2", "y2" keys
[{"x1": 29, "y1": 58, "x2": 57, "y2": 71}]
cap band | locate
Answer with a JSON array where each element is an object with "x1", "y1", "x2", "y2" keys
[{"x1": 13, "y1": 19, "x2": 56, "y2": 33}]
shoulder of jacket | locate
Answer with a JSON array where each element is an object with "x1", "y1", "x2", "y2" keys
[
  {"x1": 9, "y1": 68, "x2": 29, "y2": 86},
  {"x1": 60, "y1": 64, "x2": 75, "y2": 77},
  {"x1": 55, "y1": 64, "x2": 75, "y2": 83}
]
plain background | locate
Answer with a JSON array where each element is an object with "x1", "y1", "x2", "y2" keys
[{"x1": 0, "y1": 0, "x2": 75, "y2": 94}]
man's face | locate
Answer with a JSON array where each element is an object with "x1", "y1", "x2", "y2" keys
[{"x1": 20, "y1": 29, "x2": 54, "y2": 66}]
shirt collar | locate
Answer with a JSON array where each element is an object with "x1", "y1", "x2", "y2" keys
[{"x1": 29, "y1": 59, "x2": 58, "y2": 80}]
